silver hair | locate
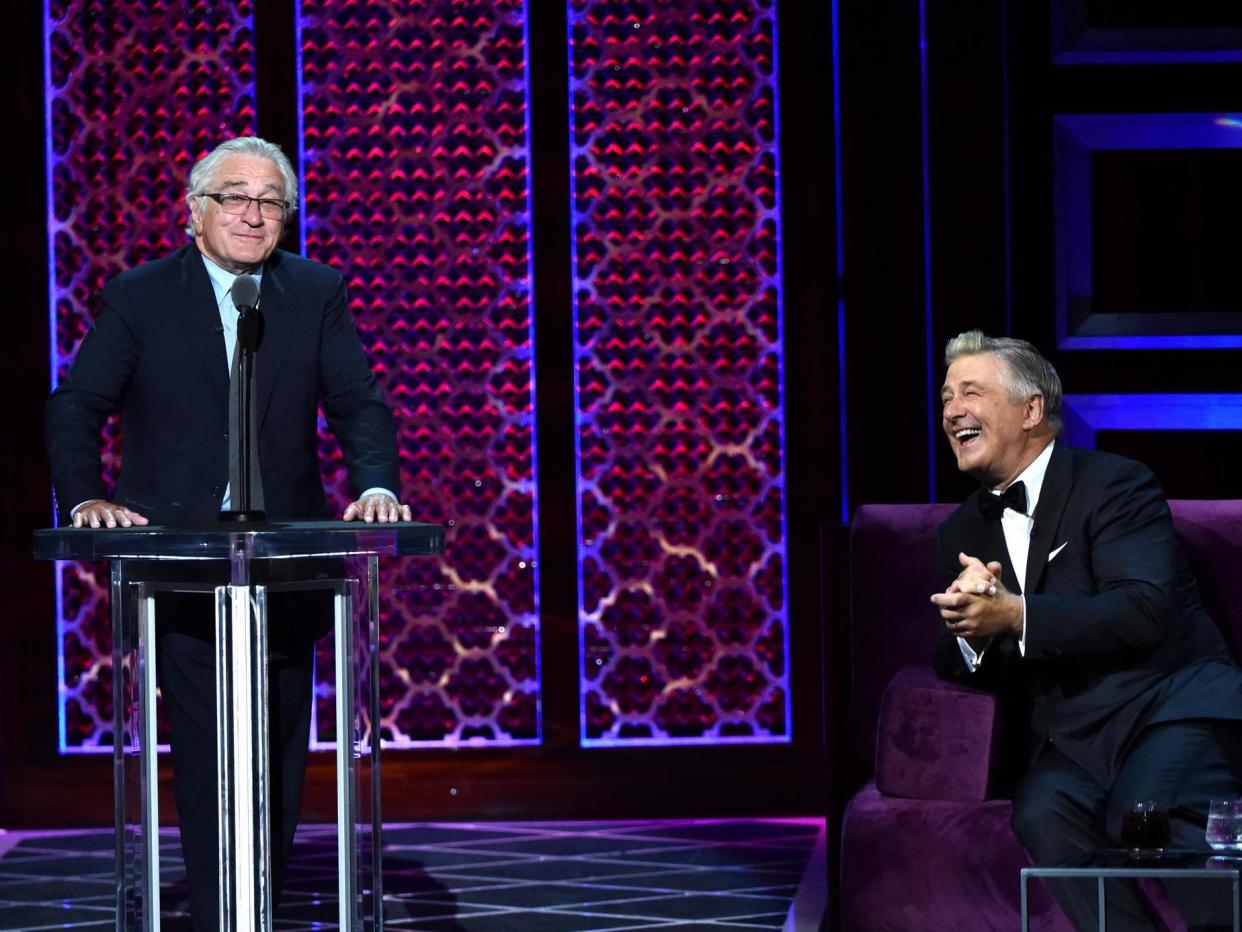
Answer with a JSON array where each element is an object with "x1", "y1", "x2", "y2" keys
[
  {"x1": 945, "y1": 330, "x2": 1063, "y2": 433},
  {"x1": 184, "y1": 136, "x2": 298, "y2": 235}
]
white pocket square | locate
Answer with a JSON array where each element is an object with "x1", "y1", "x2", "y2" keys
[{"x1": 1048, "y1": 542, "x2": 1069, "y2": 561}]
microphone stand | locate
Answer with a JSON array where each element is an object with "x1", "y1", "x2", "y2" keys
[{"x1": 220, "y1": 304, "x2": 266, "y2": 523}]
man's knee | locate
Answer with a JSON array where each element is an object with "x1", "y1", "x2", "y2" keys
[
  {"x1": 1012, "y1": 773, "x2": 1095, "y2": 864},
  {"x1": 1012, "y1": 777, "x2": 1058, "y2": 856}
]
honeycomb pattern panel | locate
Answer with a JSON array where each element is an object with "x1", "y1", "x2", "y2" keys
[
  {"x1": 48, "y1": 0, "x2": 256, "y2": 751},
  {"x1": 570, "y1": 0, "x2": 791, "y2": 744},
  {"x1": 300, "y1": 0, "x2": 540, "y2": 746}
]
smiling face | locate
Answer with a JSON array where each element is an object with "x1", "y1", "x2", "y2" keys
[
  {"x1": 941, "y1": 353, "x2": 1052, "y2": 489},
  {"x1": 189, "y1": 153, "x2": 285, "y2": 273}
]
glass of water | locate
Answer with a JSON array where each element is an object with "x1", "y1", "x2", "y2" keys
[{"x1": 1206, "y1": 799, "x2": 1242, "y2": 852}]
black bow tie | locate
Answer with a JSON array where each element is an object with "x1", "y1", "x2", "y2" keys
[{"x1": 980, "y1": 481, "x2": 1027, "y2": 520}]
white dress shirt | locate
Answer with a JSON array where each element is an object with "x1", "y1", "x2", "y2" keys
[{"x1": 957, "y1": 440, "x2": 1056, "y2": 670}]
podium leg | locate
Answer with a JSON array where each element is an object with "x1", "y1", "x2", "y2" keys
[
  {"x1": 334, "y1": 580, "x2": 360, "y2": 930},
  {"x1": 112, "y1": 566, "x2": 161, "y2": 931},
  {"x1": 365, "y1": 555, "x2": 383, "y2": 930},
  {"x1": 215, "y1": 582, "x2": 273, "y2": 932},
  {"x1": 332, "y1": 557, "x2": 385, "y2": 930},
  {"x1": 137, "y1": 586, "x2": 161, "y2": 929}
]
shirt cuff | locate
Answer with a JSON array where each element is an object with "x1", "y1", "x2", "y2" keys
[
  {"x1": 1017, "y1": 594, "x2": 1027, "y2": 656},
  {"x1": 956, "y1": 636, "x2": 986, "y2": 671},
  {"x1": 358, "y1": 487, "x2": 397, "y2": 502}
]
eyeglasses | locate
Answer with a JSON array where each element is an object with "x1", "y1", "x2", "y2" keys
[{"x1": 201, "y1": 192, "x2": 288, "y2": 220}]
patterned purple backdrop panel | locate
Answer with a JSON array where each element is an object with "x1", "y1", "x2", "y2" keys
[
  {"x1": 47, "y1": 0, "x2": 257, "y2": 752},
  {"x1": 299, "y1": 0, "x2": 540, "y2": 746},
  {"x1": 570, "y1": 0, "x2": 790, "y2": 744}
]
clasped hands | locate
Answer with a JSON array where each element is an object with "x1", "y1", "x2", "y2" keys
[
  {"x1": 72, "y1": 492, "x2": 412, "y2": 528},
  {"x1": 930, "y1": 552, "x2": 1023, "y2": 648}
]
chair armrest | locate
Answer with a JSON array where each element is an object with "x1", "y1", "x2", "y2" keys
[{"x1": 874, "y1": 664, "x2": 1000, "y2": 802}]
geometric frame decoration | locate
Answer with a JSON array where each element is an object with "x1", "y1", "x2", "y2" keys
[
  {"x1": 1062, "y1": 393, "x2": 1242, "y2": 448},
  {"x1": 47, "y1": 0, "x2": 544, "y2": 752},
  {"x1": 1049, "y1": 1, "x2": 1242, "y2": 65},
  {"x1": 1052, "y1": 113, "x2": 1242, "y2": 350},
  {"x1": 45, "y1": 0, "x2": 257, "y2": 753},
  {"x1": 297, "y1": 0, "x2": 542, "y2": 748}
]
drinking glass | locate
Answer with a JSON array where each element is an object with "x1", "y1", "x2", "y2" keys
[
  {"x1": 1120, "y1": 800, "x2": 1171, "y2": 855},
  {"x1": 1206, "y1": 799, "x2": 1242, "y2": 852}
]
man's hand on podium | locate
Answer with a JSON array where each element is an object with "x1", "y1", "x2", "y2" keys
[
  {"x1": 72, "y1": 500, "x2": 150, "y2": 529},
  {"x1": 342, "y1": 492, "x2": 413, "y2": 524}
]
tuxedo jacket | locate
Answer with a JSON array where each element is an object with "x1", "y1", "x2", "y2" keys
[
  {"x1": 46, "y1": 243, "x2": 400, "y2": 527},
  {"x1": 933, "y1": 443, "x2": 1242, "y2": 787}
]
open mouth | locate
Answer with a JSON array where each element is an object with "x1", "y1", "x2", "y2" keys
[{"x1": 954, "y1": 428, "x2": 981, "y2": 448}]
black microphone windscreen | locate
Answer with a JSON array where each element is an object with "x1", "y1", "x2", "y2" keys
[{"x1": 231, "y1": 275, "x2": 260, "y2": 312}]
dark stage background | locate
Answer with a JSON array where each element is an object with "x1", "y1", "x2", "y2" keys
[{"x1": 3, "y1": 0, "x2": 1240, "y2": 842}]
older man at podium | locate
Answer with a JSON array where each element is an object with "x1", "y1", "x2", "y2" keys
[{"x1": 45, "y1": 135, "x2": 410, "y2": 931}]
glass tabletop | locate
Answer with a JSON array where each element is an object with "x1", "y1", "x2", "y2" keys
[
  {"x1": 1023, "y1": 849, "x2": 1242, "y2": 879},
  {"x1": 1073, "y1": 849, "x2": 1242, "y2": 871}
]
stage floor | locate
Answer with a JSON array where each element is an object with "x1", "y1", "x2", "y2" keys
[{"x1": 0, "y1": 818, "x2": 826, "y2": 930}]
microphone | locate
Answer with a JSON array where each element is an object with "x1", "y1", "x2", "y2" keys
[
  {"x1": 231, "y1": 275, "x2": 259, "y2": 312},
  {"x1": 232, "y1": 275, "x2": 261, "y2": 353}
]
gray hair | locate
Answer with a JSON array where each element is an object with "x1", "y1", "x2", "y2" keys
[
  {"x1": 945, "y1": 330, "x2": 1063, "y2": 433},
  {"x1": 184, "y1": 136, "x2": 298, "y2": 234}
]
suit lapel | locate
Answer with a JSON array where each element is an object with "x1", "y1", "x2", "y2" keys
[
  {"x1": 178, "y1": 246, "x2": 231, "y2": 402},
  {"x1": 255, "y1": 250, "x2": 302, "y2": 427},
  {"x1": 1023, "y1": 442, "x2": 1073, "y2": 595}
]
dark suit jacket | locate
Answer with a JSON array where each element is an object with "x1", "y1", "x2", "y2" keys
[
  {"x1": 46, "y1": 243, "x2": 400, "y2": 527},
  {"x1": 933, "y1": 443, "x2": 1242, "y2": 787}
]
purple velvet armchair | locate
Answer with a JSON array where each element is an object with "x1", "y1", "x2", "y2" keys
[{"x1": 839, "y1": 500, "x2": 1242, "y2": 932}]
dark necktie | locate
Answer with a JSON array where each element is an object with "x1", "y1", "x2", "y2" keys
[{"x1": 979, "y1": 480, "x2": 1026, "y2": 520}]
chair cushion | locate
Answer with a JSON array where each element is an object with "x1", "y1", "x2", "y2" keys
[
  {"x1": 874, "y1": 666, "x2": 999, "y2": 802},
  {"x1": 841, "y1": 783, "x2": 1071, "y2": 932}
]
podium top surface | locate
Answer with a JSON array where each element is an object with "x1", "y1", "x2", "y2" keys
[{"x1": 33, "y1": 520, "x2": 445, "y2": 562}]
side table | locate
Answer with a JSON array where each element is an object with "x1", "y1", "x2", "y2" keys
[{"x1": 1021, "y1": 850, "x2": 1240, "y2": 932}]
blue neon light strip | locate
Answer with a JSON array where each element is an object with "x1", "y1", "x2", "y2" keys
[
  {"x1": 831, "y1": 0, "x2": 849, "y2": 523},
  {"x1": 1000, "y1": 0, "x2": 1013, "y2": 336},
  {"x1": 1057, "y1": 50, "x2": 1242, "y2": 65},
  {"x1": 43, "y1": 0, "x2": 67, "y2": 754},
  {"x1": 519, "y1": 0, "x2": 545, "y2": 747},
  {"x1": 918, "y1": 0, "x2": 936, "y2": 501},
  {"x1": 1060, "y1": 335, "x2": 1242, "y2": 350},
  {"x1": 566, "y1": 5, "x2": 591, "y2": 749},
  {"x1": 768, "y1": 0, "x2": 794, "y2": 749}
]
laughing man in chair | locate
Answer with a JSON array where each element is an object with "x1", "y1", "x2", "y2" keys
[{"x1": 930, "y1": 330, "x2": 1242, "y2": 931}]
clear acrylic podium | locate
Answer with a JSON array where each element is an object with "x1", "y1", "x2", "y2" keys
[{"x1": 34, "y1": 521, "x2": 445, "y2": 932}]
